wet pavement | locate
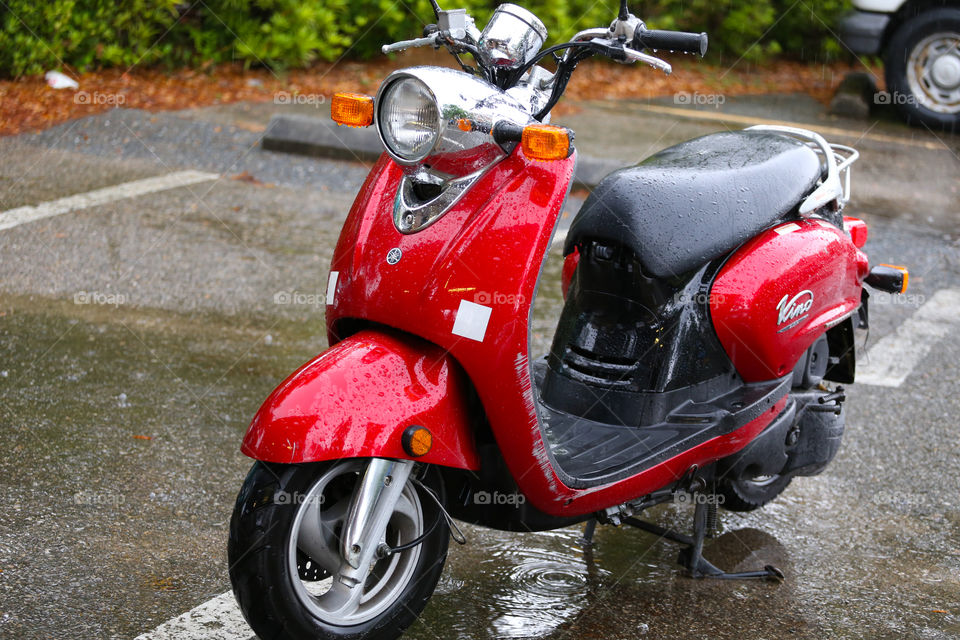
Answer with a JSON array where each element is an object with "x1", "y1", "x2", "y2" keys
[{"x1": 0, "y1": 93, "x2": 958, "y2": 640}]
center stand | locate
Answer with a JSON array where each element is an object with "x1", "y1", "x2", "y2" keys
[{"x1": 581, "y1": 472, "x2": 784, "y2": 581}]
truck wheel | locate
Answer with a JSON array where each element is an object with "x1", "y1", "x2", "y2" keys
[{"x1": 884, "y1": 8, "x2": 960, "y2": 130}]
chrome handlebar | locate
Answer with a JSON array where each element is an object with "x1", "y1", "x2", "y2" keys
[
  {"x1": 382, "y1": 34, "x2": 441, "y2": 54},
  {"x1": 379, "y1": 11, "x2": 680, "y2": 92}
]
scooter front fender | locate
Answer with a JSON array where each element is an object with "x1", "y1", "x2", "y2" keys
[{"x1": 241, "y1": 329, "x2": 480, "y2": 470}]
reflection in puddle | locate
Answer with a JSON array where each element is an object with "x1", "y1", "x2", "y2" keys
[
  {"x1": 425, "y1": 528, "x2": 611, "y2": 639},
  {"x1": 491, "y1": 546, "x2": 590, "y2": 637}
]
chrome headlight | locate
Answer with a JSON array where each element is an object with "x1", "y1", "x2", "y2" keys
[
  {"x1": 377, "y1": 77, "x2": 440, "y2": 163},
  {"x1": 375, "y1": 67, "x2": 537, "y2": 233},
  {"x1": 376, "y1": 67, "x2": 534, "y2": 176}
]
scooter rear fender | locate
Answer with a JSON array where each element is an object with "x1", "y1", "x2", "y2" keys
[{"x1": 241, "y1": 329, "x2": 480, "y2": 470}]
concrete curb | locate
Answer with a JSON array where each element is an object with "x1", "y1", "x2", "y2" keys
[
  {"x1": 261, "y1": 114, "x2": 625, "y2": 189},
  {"x1": 828, "y1": 72, "x2": 877, "y2": 120}
]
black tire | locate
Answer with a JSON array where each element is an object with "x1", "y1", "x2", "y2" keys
[
  {"x1": 228, "y1": 461, "x2": 449, "y2": 640},
  {"x1": 717, "y1": 473, "x2": 793, "y2": 513},
  {"x1": 884, "y1": 8, "x2": 960, "y2": 130}
]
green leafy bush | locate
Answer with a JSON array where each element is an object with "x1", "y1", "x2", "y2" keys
[
  {"x1": 179, "y1": 0, "x2": 354, "y2": 69},
  {"x1": 0, "y1": 0, "x2": 850, "y2": 77},
  {"x1": 0, "y1": 0, "x2": 181, "y2": 76}
]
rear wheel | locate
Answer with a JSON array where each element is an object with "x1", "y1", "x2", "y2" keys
[
  {"x1": 884, "y1": 8, "x2": 960, "y2": 130},
  {"x1": 228, "y1": 460, "x2": 448, "y2": 640},
  {"x1": 717, "y1": 470, "x2": 793, "y2": 513}
]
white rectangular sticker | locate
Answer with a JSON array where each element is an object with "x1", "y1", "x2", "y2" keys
[
  {"x1": 774, "y1": 223, "x2": 801, "y2": 235},
  {"x1": 326, "y1": 271, "x2": 339, "y2": 306},
  {"x1": 452, "y1": 299, "x2": 492, "y2": 342}
]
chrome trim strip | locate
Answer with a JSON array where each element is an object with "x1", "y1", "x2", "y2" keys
[{"x1": 393, "y1": 165, "x2": 491, "y2": 234}]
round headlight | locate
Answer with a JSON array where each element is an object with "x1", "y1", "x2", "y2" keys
[{"x1": 378, "y1": 78, "x2": 440, "y2": 163}]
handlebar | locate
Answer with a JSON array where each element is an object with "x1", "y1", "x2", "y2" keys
[
  {"x1": 633, "y1": 28, "x2": 708, "y2": 57},
  {"x1": 377, "y1": 10, "x2": 709, "y2": 120}
]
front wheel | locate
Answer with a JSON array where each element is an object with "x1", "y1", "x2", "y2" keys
[{"x1": 228, "y1": 460, "x2": 449, "y2": 640}]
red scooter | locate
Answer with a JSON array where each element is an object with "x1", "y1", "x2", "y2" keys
[{"x1": 228, "y1": 1, "x2": 909, "y2": 638}]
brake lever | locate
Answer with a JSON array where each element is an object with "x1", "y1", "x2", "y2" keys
[
  {"x1": 622, "y1": 46, "x2": 672, "y2": 74},
  {"x1": 382, "y1": 33, "x2": 440, "y2": 54},
  {"x1": 584, "y1": 37, "x2": 673, "y2": 74}
]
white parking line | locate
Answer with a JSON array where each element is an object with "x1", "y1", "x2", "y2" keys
[
  {"x1": 857, "y1": 289, "x2": 960, "y2": 387},
  {"x1": 0, "y1": 170, "x2": 219, "y2": 231},
  {"x1": 134, "y1": 591, "x2": 253, "y2": 640},
  {"x1": 550, "y1": 227, "x2": 568, "y2": 250}
]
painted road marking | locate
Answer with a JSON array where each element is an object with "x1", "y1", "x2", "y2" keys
[
  {"x1": 550, "y1": 228, "x2": 568, "y2": 250},
  {"x1": 857, "y1": 289, "x2": 960, "y2": 387},
  {"x1": 0, "y1": 170, "x2": 219, "y2": 231},
  {"x1": 134, "y1": 591, "x2": 253, "y2": 640}
]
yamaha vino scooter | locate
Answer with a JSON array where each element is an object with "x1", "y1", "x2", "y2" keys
[{"x1": 228, "y1": 2, "x2": 909, "y2": 638}]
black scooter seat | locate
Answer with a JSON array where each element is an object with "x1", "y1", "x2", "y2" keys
[{"x1": 564, "y1": 131, "x2": 822, "y2": 279}]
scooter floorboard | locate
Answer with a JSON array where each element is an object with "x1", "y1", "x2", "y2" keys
[{"x1": 532, "y1": 359, "x2": 790, "y2": 489}]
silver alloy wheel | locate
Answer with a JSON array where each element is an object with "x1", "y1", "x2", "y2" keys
[
  {"x1": 907, "y1": 32, "x2": 960, "y2": 114},
  {"x1": 746, "y1": 474, "x2": 778, "y2": 487},
  {"x1": 287, "y1": 460, "x2": 425, "y2": 625}
]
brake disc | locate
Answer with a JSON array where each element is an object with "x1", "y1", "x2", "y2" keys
[{"x1": 296, "y1": 549, "x2": 331, "y2": 582}]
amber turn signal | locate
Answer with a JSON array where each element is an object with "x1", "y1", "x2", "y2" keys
[
  {"x1": 879, "y1": 264, "x2": 909, "y2": 293},
  {"x1": 865, "y1": 264, "x2": 909, "y2": 294},
  {"x1": 331, "y1": 92, "x2": 374, "y2": 127},
  {"x1": 521, "y1": 124, "x2": 572, "y2": 161},
  {"x1": 401, "y1": 425, "x2": 433, "y2": 458}
]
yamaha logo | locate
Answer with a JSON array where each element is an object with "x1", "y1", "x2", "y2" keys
[
  {"x1": 386, "y1": 248, "x2": 402, "y2": 265},
  {"x1": 777, "y1": 290, "x2": 814, "y2": 327}
]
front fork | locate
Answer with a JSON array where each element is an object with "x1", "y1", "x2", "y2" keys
[
  {"x1": 341, "y1": 458, "x2": 415, "y2": 570},
  {"x1": 319, "y1": 459, "x2": 415, "y2": 616}
]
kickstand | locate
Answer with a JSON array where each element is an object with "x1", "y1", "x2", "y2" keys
[
  {"x1": 622, "y1": 500, "x2": 783, "y2": 582},
  {"x1": 677, "y1": 500, "x2": 783, "y2": 581},
  {"x1": 580, "y1": 518, "x2": 597, "y2": 546}
]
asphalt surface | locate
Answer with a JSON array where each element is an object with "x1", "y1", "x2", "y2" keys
[{"x1": 0, "y1": 94, "x2": 958, "y2": 640}]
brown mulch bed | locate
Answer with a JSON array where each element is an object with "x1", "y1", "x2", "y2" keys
[{"x1": 0, "y1": 57, "x2": 873, "y2": 137}]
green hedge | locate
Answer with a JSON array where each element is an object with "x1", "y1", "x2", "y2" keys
[{"x1": 0, "y1": 0, "x2": 850, "y2": 77}]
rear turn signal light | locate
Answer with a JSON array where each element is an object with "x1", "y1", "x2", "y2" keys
[
  {"x1": 401, "y1": 425, "x2": 433, "y2": 457},
  {"x1": 331, "y1": 92, "x2": 374, "y2": 127},
  {"x1": 521, "y1": 124, "x2": 572, "y2": 161},
  {"x1": 865, "y1": 264, "x2": 909, "y2": 294}
]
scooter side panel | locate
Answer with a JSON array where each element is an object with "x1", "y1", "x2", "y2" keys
[
  {"x1": 241, "y1": 329, "x2": 480, "y2": 470},
  {"x1": 324, "y1": 148, "x2": 793, "y2": 517},
  {"x1": 327, "y1": 149, "x2": 582, "y2": 512},
  {"x1": 710, "y1": 219, "x2": 869, "y2": 382}
]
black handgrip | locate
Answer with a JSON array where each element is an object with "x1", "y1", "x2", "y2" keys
[{"x1": 633, "y1": 28, "x2": 708, "y2": 57}]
